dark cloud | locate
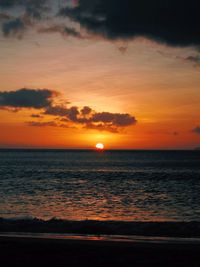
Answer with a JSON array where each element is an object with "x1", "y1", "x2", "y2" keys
[
  {"x1": 118, "y1": 45, "x2": 128, "y2": 54},
  {"x1": 0, "y1": 12, "x2": 11, "y2": 20},
  {"x1": 31, "y1": 114, "x2": 43, "y2": 118},
  {"x1": 27, "y1": 121, "x2": 58, "y2": 127},
  {"x1": 44, "y1": 105, "x2": 86, "y2": 123},
  {"x1": 44, "y1": 104, "x2": 136, "y2": 129},
  {"x1": 1, "y1": 0, "x2": 200, "y2": 48},
  {"x1": 1, "y1": 88, "x2": 136, "y2": 133},
  {"x1": 38, "y1": 24, "x2": 82, "y2": 38},
  {"x1": 91, "y1": 112, "x2": 136, "y2": 126},
  {"x1": 2, "y1": 18, "x2": 26, "y2": 37},
  {"x1": 185, "y1": 55, "x2": 200, "y2": 67},
  {"x1": 0, "y1": 0, "x2": 48, "y2": 18},
  {"x1": 25, "y1": 0, "x2": 48, "y2": 19},
  {"x1": 0, "y1": 0, "x2": 21, "y2": 8},
  {"x1": 84, "y1": 122, "x2": 118, "y2": 133},
  {"x1": 0, "y1": 0, "x2": 48, "y2": 37},
  {"x1": 59, "y1": 0, "x2": 200, "y2": 47},
  {"x1": 27, "y1": 120, "x2": 74, "y2": 129},
  {"x1": 44, "y1": 105, "x2": 70, "y2": 117},
  {"x1": 192, "y1": 126, "x2": 200, "y2": 134},
  {"x1": 27, "y1": 121, "x2": 73, "y2": 128},
  {"x1": 0, "y1": 88, "x2": 57, "y2": 109},
  {"x1": 81, "y1": 106, "x2": 92, "y2": 115},
  {"x1": 42, "y1": 101, "x2": 137, "y2": 132}
]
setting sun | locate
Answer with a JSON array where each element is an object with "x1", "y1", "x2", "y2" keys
[{"x1": 95, "y1": 143, "x2": 104, "y2": 150}]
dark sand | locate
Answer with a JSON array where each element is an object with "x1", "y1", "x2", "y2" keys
[{"x1": 1, "y1": 236, "x2": 200, "y2": 267}]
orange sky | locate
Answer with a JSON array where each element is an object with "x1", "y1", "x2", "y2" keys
[{"x1": 0, "y1": 8, "x2": 200, "y2": 149}]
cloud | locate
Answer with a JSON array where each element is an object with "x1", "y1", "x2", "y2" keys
[
  {"x1": 0, "y1": 0, "x2": 48, "y2": 18},
  {"x1": 0, "y1": 88, "x2": 57, "y2": 109},
  {"x1": 24, "y1": 0, "x2": 48, "y2": 19},
  {"x1": 81, "y1": 106, "x2": 92, "y2": 115},
  {"x1": 31, "y1": 114, "x2": 43, "y2": 118},
  {"x1": 44, "y1": 105, "x2": 136, "y2": 129},
  {"x1": 44, "y1": 105, "x2": 88, "y2": 123},
  {"x1": 59, "y1": 0, "x2": 200, "y2": 47},
  {"x1": 118, "y1": 45, "x2": 128, "y2": 54},
  {"x1": 0, "y1": 12, "x2": 11, "y2": 20},
  {"x1": 0, "y1": 0, "x2": 20, "y2": 8},
  {"x1": 84, "y1": 122, "x2": 118, "y2": 133},
  {"x1": 67, "y1": 106, "x2": 80, "y2": 121},
  {"x1": 27, "y1": 121, "x2": 58, "y2": 127},
  {"x1": 0, "y1": 0, "x2": 48, "y2": 37},
  {"x1": 91, "y1": 112, "x2": 136, "y2": 126},
  {"x1": 185, "y1": 55, "x2": 200, "y2": 67},
  {"x1": 1, "y1": 88, "x2": 137, "y2": 133},
  {"x1": 192, "y1": 126, "x2": 200, "y2": 134},
  {"x1": 27, "y1": 120, "x2": 74, "y2": 129},
  {"x1": 27, "y1": 121, "x2": 73, "y2": 128},
  {"x1": 1, "y1": 0, "x2": 200, "y2": 48},
  {"x1": 2, "y1": 17, "x2": 26, "y2": 37},
  {"x1": 44, "y1": 105, "x2": 73, "y2": 117},
  {"x1": 38, "y1": 24, "x2": 83, "y2": 38}
]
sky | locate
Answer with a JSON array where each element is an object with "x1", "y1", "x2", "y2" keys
[{"x1": 0, "y1": 0, "x2": 200, "y2": 149}]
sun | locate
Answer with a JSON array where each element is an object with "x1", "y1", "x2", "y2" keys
[{"x1": 95, "y1": 143, "x2": 104, "y2": 150}]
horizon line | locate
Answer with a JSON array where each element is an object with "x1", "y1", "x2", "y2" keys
[{"x1": 0, "y1": 147, "x2": 199, "y2": 151}]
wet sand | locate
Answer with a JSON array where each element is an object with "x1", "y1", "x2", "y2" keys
[{"x1": 1, "y1": 236, "x2": 200, "y2": 267}]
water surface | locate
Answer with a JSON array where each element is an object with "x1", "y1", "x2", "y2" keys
[{"x1": 0, "y1": 150, "x2": 200, "y2": 221}]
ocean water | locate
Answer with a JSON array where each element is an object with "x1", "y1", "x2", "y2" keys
[{"x1": 0, "y1": 150, "x2": 200, "y2": 222}]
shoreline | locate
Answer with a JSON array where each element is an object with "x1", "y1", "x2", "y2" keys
[{"x1": 1, "y1": 231, "x2": 200, "y2": 245}]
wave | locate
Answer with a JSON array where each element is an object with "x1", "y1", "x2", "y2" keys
[{"x1": 0, "y1": 217, "x2": 200, "y2": 238}]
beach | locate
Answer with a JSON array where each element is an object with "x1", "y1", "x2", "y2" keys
[{"x1": 1, "y1": 235, "x2": 200, "y2": 267}]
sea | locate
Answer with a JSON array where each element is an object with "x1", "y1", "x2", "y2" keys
[{"x1": 0, "y1": 149, "x2": 200, "y2": 222}]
